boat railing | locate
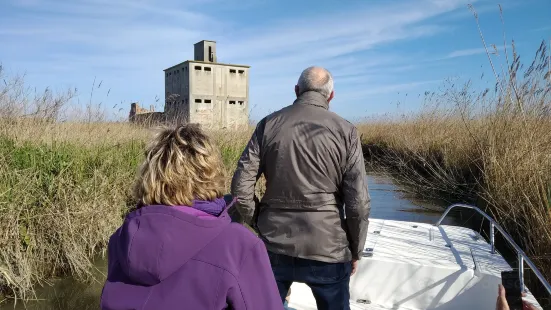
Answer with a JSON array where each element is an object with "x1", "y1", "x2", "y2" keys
[{"x1": 435, "y1": 203, "x2": 551, "y2": 296}]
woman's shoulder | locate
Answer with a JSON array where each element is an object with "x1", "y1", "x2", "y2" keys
[
  {"x1": 192, "y1": 223, "x2": 265, "y2": 276},
  {"x1": 213, "y1": 222, "x2": 263, "y2": 253},
  {"x1": 223, "y1": 222, "x2": 262, "y2": 246}
]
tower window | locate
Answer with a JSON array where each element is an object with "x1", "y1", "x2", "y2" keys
[
  {"x1": 229, "y1": 69, "x2": 236, "y2": 74},
  {"x1": 204, "y1": 67, "x2": 211, "y2": 72},
  {"x1": 195, "y1": 99, "x2": 202, "y2": 103},
  {"x1": 238, "y1": 101, "x2": 244, "y2": 105},
  {"x1": 204, "y1": 99, "x2": 212, "y2": 103},
  {"x1": 195, "y1": 66, "x2": 202, "y2": 70},
  {"x1": 229, "y1": 101, "x2": 236, "y2": 105},
  {"x1": 238, "y1": 70, "x2": 245, "y2": 74}
]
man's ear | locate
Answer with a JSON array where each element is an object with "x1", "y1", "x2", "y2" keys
[
  {"x1": 327, "y1": 90, "x2": 335, "y2": 103},
  {"x1": 295, "y1": 85, "x2": 300, "y2": 97}
]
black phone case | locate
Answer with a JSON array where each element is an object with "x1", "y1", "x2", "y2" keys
[{"x1": 502, "y1": 270, "x2": 522, "y2": 310}]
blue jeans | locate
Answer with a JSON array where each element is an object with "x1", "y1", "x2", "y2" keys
[{"x1": 267, "y1": 252, "x2": 352, "y2": 310}]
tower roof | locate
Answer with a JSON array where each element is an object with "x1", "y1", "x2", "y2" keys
[{"x1": 163, "y1": 60, "x2": 250, "y2": 71}]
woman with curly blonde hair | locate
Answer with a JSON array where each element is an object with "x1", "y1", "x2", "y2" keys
[{"x1": 100, "y1": 124, "x2": 282, "y2": 310}]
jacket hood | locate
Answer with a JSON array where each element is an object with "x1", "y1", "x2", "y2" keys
[{"x1": 112, "y1": 199, "x2": 234, "y2": 286}]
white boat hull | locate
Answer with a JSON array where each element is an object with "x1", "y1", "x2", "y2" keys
[{"x1": 287, "y1": 219, "x2": 542, "y2": 310}]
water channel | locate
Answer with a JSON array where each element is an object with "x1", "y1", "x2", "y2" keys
[{"x1": 4, "y1": 174, "x2": 461, "y2": 310}]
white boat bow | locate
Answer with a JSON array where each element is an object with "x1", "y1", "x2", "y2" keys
[{"x1": 286, "y1": 204, "x2": 548, "y2": 310}]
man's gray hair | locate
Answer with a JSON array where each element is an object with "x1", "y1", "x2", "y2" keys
[{"x1": 297, "y1": 66, "x2": 334, "y2": 99}]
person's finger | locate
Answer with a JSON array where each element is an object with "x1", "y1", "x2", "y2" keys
[
  {"x1": 497, "y1": 284, "x2": 510, "y2": 310},
  {"x1": 498, "y1": 284, "x2": 506, "y2": 298},
  {"x1": 523, "y1": 301, "x2": 537, "y2": 310}
]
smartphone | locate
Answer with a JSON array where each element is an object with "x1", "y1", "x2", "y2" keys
[{"x1": 501, "y1": 270, "x2": 522, "y2": 310}]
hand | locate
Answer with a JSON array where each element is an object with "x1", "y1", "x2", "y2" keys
[
  {"x1": 351, "y1": 259, "x2": 359, "y2": 276},
  {"x1": 496, "y1": 284, "x2": 537, "y2": 310},
  {"x1": 496, "y1": 284, "x2": 509, "y2": 310}
]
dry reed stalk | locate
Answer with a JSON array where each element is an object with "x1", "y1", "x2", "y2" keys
[{"x1": 360, "y1": 33, "x2": 551, "y2": 284}]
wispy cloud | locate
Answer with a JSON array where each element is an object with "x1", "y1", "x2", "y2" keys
[
  {"x1": 337, "y1": 79, "x2": 442, "y2": 100},
  {"x1": 447, "y1": 47, "x2": 488, "y2": 58},
  {"x1": 1, "y1": 0, "x2": 481, "y2": 119},
  {"x1": 532, "y1": 25, "x2": 551, "y2": 32},
  {"x1": 222, "y1": 1, "x2": 469, "y2": 64},
  {"x1": 445, "y1": 45, "x2": 509, "y2": 59}
]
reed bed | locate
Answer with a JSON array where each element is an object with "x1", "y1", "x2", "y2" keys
[{"x1": 359, "y1": 40, "x2": 551, "y2": 284}]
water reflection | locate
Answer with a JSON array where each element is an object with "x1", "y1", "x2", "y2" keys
[
  {"x1": 5, "y1": 260, "x2": 106, "y2": 310},
  {"x1": 3, "y1": 175, "x2": 455, "y2": 309},
  {"x1": 32, "y1": 278, "x2": 102, "y2": 310},
  {"x1": 367, "y1": 175, "x2": 456, "y2": 225}
]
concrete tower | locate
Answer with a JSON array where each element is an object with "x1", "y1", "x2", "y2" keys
[{"x1": 163, "y1": 40, "x2": 250, "y2": 128}]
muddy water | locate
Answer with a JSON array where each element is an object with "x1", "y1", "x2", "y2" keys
[{"x1": 3, "y1": 174, "x2": 459, "y2": 310}]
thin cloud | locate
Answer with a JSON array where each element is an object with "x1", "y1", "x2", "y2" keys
[
  {"x1": 447, "y1": 47, "x2": 488, "y2": 58},
  {"x1": 338, "y1": 80, "x2": 442, "y2": 100},
  {"x1": 445, "y1": 45, "x2": 508, "y2": 59},
  {"x1": 532, "y1": 25, "x2": 551, "y2": 32},
  {"x1": 1, "y1": 0, "x2": 479, "y2": 120}
]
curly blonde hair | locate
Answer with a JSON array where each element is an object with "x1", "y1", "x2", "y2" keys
[{"x1": 133, "y1": 124, "x2": 225, "y2": 207}]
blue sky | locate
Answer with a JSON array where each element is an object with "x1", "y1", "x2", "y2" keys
[{"x1": 1, "y1": 0, "x2": 550, "y2": 121}]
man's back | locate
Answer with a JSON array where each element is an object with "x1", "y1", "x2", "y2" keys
[
  {"x1": 232, "y1": 90, "x2": 370, "y2": 263},
  {"x1": 261, "y1": 92, "x2": 353, "y2": 209}
]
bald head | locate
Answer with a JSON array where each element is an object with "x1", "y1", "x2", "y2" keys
[{"x1": 296, "y1": 66, "x2": 334, "y2": 101}]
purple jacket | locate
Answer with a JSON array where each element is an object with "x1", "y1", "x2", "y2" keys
[{"x1": 100, "y1": 200, "x2": 283, "y2": 310}]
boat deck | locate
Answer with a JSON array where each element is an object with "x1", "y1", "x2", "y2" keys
[{"x1": 287, "y1": 219, "x2": 542, "y2": 310}]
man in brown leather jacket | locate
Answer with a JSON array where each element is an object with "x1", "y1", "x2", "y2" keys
[{"x1": 231, "y1": 66, "x2": 371, "y2": 310}]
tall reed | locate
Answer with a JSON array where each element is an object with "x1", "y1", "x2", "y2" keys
[{"x1": 360, "y1": 40, "x2": 551, "y2": 283}]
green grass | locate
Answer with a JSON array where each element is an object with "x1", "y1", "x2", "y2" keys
[
  {"x1": 0, "y1": 136, "x2": 145, "y2": 298},
  {"x1": 0, "y1": 124, "x2": 251, "y2": 299}
]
